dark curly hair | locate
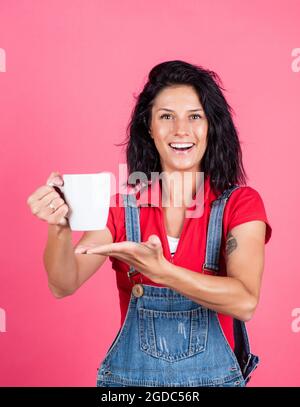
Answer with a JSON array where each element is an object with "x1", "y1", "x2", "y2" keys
[{"x1": 116, "y1": 60, "x2": 248, "y2": 195}]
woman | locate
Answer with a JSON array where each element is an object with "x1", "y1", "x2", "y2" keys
[{"x1": 27, "y1": 60, "x2": 272, "y2": 387}]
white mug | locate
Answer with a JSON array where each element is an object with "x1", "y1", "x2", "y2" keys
[{"x1": 55, "y1": 172, "x2": 111, "y2": 231}]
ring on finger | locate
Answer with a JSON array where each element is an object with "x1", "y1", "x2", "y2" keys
[{"x1": 49, "y1": 202, "x2": 56, "y2": 211}]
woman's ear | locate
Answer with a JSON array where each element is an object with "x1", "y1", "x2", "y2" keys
[{"x1": 148, "y1": 128, "x2": 153, "y2": 138}]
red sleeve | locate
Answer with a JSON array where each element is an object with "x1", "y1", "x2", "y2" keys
[
  {"x1": 223, "y1": 186, "x2": 272, "y2": 244},
  {"x1": 105, "y1": 193, "x2": 120, "y2": 243},
  {"x1": 105, "y1": 206, "x2": 116, "y2": 242},
  {"x1": 105, "y1": 192, "x2": 126, "y2": 244}
]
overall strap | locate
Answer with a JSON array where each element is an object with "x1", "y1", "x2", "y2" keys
[
  {"x1": 202, "y1": 184, "x2": 257, "y2": 382},
  {"x1": 120, "y1": 193, "x2": 141, "y2": 281},
  {"x1": 202, "y1": 184, "x2": 241, "y2": 273}
]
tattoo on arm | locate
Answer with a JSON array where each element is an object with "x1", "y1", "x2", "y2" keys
[{"x1": 226, "y1": 231, "x2": 237, "y2": 256}]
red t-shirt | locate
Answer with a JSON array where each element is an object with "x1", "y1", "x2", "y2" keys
[{"x1": 105, "y1": 175, "x2": 272, "y2": 351}]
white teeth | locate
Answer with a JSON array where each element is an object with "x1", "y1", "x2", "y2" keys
[{"x1": 169, "y1": 143, "x2": 194, "y2": 149}]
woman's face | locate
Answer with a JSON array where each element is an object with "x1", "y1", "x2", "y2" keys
[{"x1": 149, "y1": 85, "x2": 208, "y2": 174}]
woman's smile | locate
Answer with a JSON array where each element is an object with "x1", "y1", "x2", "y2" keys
[{"x1": 168, "y1": 142, "x2": 196, "y2": 154}]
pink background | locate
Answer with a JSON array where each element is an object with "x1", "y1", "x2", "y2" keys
[{"x1": 0, "y1": 0, "x2": 299, "y2": 386}]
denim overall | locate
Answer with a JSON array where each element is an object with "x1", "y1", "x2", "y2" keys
[{"x1": 96, "y1": 185, "x2": 259, "y2": 387}]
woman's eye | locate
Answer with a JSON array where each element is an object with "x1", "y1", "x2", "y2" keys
[{"x1": 160, "y1": 114, "x2": 202, "y2": 120}]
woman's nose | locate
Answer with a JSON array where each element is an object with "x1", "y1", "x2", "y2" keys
[{"x1": 173, "y1": 119, "x2": 191, "y2": 135}]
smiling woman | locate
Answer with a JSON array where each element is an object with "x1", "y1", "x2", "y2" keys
[
  {"x1": 72, "y1": 60, "x2": 273, "y2": 387},
  {"x1": 39, "y1": 60, "x2": 272, "y2": 388}
]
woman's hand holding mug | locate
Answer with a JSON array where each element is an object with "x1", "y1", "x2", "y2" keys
[{"x1": 27, "y1": 171, "x2": 70, "y2": 227}]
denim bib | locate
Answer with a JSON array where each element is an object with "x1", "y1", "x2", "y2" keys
[{"x1": 96, "y1": 185, "x2": 259, "y2": 387}]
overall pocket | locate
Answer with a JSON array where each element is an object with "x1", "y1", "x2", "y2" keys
[{"x1": 138, "y1": 306, "x2": 208, "y2": 362}]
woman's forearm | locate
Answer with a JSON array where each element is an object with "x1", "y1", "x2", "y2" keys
[
  {"x1": 43, "y1": 224, "x2": 78, "y2": 297},
  {"x1": 158, "y1": 261, "x2": 257, "y2": 322}
]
